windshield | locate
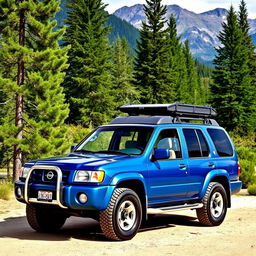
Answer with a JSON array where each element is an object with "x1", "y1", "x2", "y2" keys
[{"x1": 75, "y1": 126, "x2": 154, "y2": 155}]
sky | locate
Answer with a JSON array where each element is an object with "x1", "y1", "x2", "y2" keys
[{"x1": 104, "y1": 0, "x2": 256, "y2": 18}]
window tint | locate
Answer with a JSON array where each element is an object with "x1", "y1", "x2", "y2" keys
[
  {"x1": 154, "y1": 129, "x2": 182, "y2": 159},
  {"x1": 196, "y1": 130, "x2": 209, "y2": 157},
  {"x1": 183, "y1": 129, "x2": 201, "y2": 157},
  {"x1": 207, "y1": 129, "x2": 233, "y2": 157}
]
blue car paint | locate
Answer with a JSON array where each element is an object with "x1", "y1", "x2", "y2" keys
[{"x1": 15, "y1": 123, "x2": 242, "y2": 212}]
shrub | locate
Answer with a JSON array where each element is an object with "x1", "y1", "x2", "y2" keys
[
  {"x1": 0, "y1": 181, "x2": 13, "y2": 200},
  {"x1": 248, "y1": 184, "x2": 256, "y2": 195},
  {"x1": 239, "y1": 159, "x2": 256, "y2": 188},
  {"x1": 236, "y1": 147, "x2": 256, "y2": 188}
]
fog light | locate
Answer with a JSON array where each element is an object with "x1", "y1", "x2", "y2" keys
[
  {"x1": 16, "y1": 187, "x2": 22, "y2": 198},
  {"x1": 78, "y1": 193, "x2": 88, "y2": 204}
]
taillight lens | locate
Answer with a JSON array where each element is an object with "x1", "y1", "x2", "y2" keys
[{"x1": 237, "y1": 162, "x2": 241, "y2": 177}]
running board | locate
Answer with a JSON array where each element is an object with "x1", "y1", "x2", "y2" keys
[{"x1": 147, "y1": 203, "x2": 203, "y2": 214}]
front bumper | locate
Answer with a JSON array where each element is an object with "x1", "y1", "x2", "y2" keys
[
  {"x1": 15, "y1": 182, "x2": 115, "y2": 211},
  {"x1": 15, "y1": 165, "x2": 115, "y2": 211}
]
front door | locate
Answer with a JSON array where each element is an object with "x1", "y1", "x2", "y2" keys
[{"x1": 147, "y1": 128, "x2": 189, "y2": 206}]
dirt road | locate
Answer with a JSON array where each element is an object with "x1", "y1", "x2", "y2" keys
[{"x1": 0, "y1": 193, "x2": 256, "y2": 256}]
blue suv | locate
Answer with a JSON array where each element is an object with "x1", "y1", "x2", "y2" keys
[{"x1": 15, "y1": 103, "x2": 242, "y2": 240}]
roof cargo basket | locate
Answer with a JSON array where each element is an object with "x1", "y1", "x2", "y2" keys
[
  {"x1": 118, "y1": 103, "x2": 218, "y2": 126},
  {"x1": 119, "y1": 102, "x2": 217, "y2": 118}
]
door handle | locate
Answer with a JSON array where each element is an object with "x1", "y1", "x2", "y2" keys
[
  {"x1": 179, "y1": 164, "x2": 187, "y2": 170},
  {"x1": 208, "y1": 162, "x2": 215, "y2": 168}
]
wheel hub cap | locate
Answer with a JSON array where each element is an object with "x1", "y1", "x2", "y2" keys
[
  {"x1": 118, "y1": 200, "x2": 136, "y2": 231},
  {"x1": 210, "y1": 191, "x2": 224, "y2": 218}
]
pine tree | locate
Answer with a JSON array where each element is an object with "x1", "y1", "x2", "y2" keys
[
  {"x1": 167, "y1": 14, "x2": 187, "y2": 103},
  {"x1": 112, "y1": 37, "x2": 139, "y2": 106},
  {"x1": 238, "y1": 0, "x2": 256, "y2": 131},
  {"x1": 0, "y1": 0, "x2": 69, "y2": 181},
  {"x1": 134, "y1": 0, "x2": 175, "y2": 104},
  {"x1": 63, "y1": 0, "x2": 114, "y2": 128},
  {"x1": 183, "y1": 40, "x2": 200, "y2": 104},
  {"x1": 211, "y1": 6, "x2": 254, "y2": 133}
]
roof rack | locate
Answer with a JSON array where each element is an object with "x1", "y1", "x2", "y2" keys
[{"x1": 118, "y1": 102, "x2": 218, "y2": 125}]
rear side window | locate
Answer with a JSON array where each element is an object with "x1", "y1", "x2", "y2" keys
[
  {"x1": 183, "y1": 129, "x2": 209, "y2": 158},
  {"x1": 207, "y1": 129, "x2": 233, "y2": 157},
  {"x1": 197, "y1": 130, "x2": 209, "y2": 157}
]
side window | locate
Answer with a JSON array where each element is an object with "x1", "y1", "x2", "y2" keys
[
  {"x1": 154, "y1": 129, "x2": 182, "y2": 159},
  {"x1": 183, "y1": 129, "x2": 201, "y2": 157},
  {"x1": 207, "y1": 128, "x2": 233, "y2": 157},
  {"x1": 196, "y1": 130, "x2": 210, "y2": 157},
  {"x1": 183, "y1": 129, "x2": 210, "y2": 158}
]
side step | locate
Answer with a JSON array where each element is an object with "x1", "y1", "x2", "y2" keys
[{"x1": 147, "y1": 203, "x2": 203, "y2": 215}]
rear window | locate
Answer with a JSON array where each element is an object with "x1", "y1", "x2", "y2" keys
[
  {"x1": 207, "y1": 128, "x2": 233, "y2": 157},
  {"x1": 183, "y1": 129, "x2": 209, "y2": 158}
]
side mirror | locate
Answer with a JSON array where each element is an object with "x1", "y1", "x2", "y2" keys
[
  {"x1": 70, "y1": 145, "x2": 76, "y2": 152},
  {"x1": 153, "y1": 148, "x2": 170, "y2": 160}
]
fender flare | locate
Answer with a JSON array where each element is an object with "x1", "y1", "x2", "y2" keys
[
  {"x1": 200, "y1": 169, "x2": 231, "y2": 205},
  {"x1": 110, "y1": 172, "x2": 146, "y2": 190}
]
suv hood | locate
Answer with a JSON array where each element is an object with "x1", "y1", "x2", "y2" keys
[{"x1": 26, "y1": 153, "x2": 131, "y2": 170}]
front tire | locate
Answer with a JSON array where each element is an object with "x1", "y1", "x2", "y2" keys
[
  {"x1": 196, "y1": 182, "x2": 228, "y2": 226},
  {"x1": 99, "y1": 188, "x2": 142, "y2": 241},
  {"x1": 26, "y1": 204, "x2": 67, "y2": 232}
]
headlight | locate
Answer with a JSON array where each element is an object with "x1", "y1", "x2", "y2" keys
[
  {"x1": 21, "y1": 167, "x2": 30, "y2": 178},
  {"x1": 74, "y1": 170, "x2": 105, "y2": 183}
]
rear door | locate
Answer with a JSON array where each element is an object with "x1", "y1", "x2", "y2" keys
[{"x1": 182, "y1": 128, "x2": 215, "y2": 198}]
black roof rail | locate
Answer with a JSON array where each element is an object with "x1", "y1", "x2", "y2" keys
[{"x1": 118, "y1": 102, "x2": 218, "y2": 125}]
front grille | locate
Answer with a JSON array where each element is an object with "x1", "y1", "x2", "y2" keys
[{"x1": 30, "y1": 169, "x2": 70, "y2": 184}]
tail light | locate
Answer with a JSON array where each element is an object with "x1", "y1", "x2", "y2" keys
[{"x1": 237, "y1": 162, "x2": 241, "y2": 177}]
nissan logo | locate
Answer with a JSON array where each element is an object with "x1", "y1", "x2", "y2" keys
[{"x1": 46, "y1": 171, "x2": 54, "y2": 180}]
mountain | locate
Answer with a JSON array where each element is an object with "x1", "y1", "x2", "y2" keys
[
  {"x1": 114, "y1": 4, "x2": 256, "y2": 63},
  {"x1": 106, "y1": 15, "x2": 140, "y2": 53}
]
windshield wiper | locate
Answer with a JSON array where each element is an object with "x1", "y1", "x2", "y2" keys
[
  {"x1": 94, "y1": 150, "x2": 130, "y2": 155},
  {"x1": 73, "y1": 149, "x2": 95, "y2": 154}
]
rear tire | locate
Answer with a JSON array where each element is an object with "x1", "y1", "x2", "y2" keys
[
  {"x1": 26, "y1": 204, "x2": 67, "y2": 232},
  {"x1": 99, "y1": 188, "x2": 142, "y2": 241},
  {"x1": 196, "y1": 182, "x2": 228, "y2": 226}
]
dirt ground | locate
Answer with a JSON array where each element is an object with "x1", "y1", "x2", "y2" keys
[{"x1": 0, "y1": 191, "x2": 256, "y2": 256}]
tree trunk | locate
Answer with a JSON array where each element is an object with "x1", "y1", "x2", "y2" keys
[{"x1": 13, "y1": 4, "x2": 25, "y2": 182}]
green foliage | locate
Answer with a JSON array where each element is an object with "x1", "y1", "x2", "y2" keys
[
  {"x1": 167, "y1": 14, "x2": 186, "y2": 103},
  {"x1": 66, "y1": 125, "x2": 91, "y2": 146},
  {"x1": 248, "y1": 184, "x2": 256, "y2": 195},
  {"x1": 112, "y1": 37, "x2": 139, "y2": 107},
  {"x1": 107, "y1": 15, "x2": 140, "y2": 55},
  {"x1": 195, "y1": 60, "x2": 214, "y2": 78},
  {"x1": 0, "y1": 0, "x2": 70, "y2": 164},
  {"x1": 134, "y1": 0, "x2": 175, "y2": 104},
  {"x1": 63, "y1": 0, "x2": 115, "y2": 128},
  {"x1": 238, "y1": 0, "x2": 256, "y2": 132},
  {"x1": 231, "y1": 132, "x2": 256, "y2": 148},
  {"x1": 182, "y1": 40, "x2": 202, "y2": 104},
  {"x1": 211, "y1": 5, "x2": 256, "y2": 134},
  {"x1": 236, "y1": 146, "x2": 256, "y2": 188},
  {"x1": 0, "y1": 181, "x2": 13, "y2": 200}
]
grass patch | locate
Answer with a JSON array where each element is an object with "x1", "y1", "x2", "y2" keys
[{"x1": 0, "y1": 181, "x2": 13, "y2": 200}]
